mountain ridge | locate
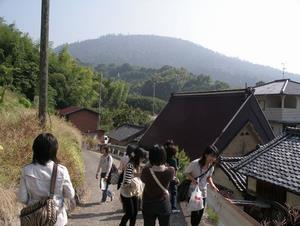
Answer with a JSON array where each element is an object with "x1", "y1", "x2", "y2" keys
[{"x1": 56, "y1": 34, "x2": 300, "y2": 86}]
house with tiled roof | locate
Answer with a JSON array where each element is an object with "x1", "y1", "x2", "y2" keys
[
  {"x1": 108, "y1": 124, "x2": 146, "y2": 146},
  {"x1": 59, "y1": 106, "x2": 105, "y2": 142},
  {"x1": 254, "y1": 79, "x2": 300, "y2": 136},
  {"x1": 139, "y1": 89, "x2": 275, "y2": 198},
  {"x1": 234, "y1": 127, "x2": 300, "y2": 207}
]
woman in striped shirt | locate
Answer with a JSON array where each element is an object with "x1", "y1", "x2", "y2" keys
[{"x1": 119, "y1": 146, "x2": 147, "y2": 226}]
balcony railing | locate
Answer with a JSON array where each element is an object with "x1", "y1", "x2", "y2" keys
[{"x1": 263, "y1": 108, "x2": 300, "y2": 122}]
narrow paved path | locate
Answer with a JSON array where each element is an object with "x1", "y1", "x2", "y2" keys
[{"x1": 68, "y1": 149, "x2": 188, "y2": 226}]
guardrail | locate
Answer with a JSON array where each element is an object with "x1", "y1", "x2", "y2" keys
[
  {"x1": 108, "y1": 144, "x2": 127, "y2": 159},
  {"x1": 207, "y1": 188, "x2": 261, "y2": 226},
  {"x1": 88, "y1": 143, "x2": 127, "y2": 160}
]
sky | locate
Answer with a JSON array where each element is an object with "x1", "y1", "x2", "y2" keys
[{"x1": 1, "y1": 0, "x2": 300, "y2": 74}]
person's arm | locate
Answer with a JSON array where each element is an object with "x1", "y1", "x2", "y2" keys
[
  {"x1": 140, "y1": 166, "x2": 148, "y2": 183},
  {"x1": 184, "y1": 162, "x2": 198, "y2": 185},
  {"x1": 18, "y1": 170, "x2": 28, "y2": 204},
  {"x1": 207, "y1": 176, "x2": 219, "y2": 192},
  {"x1": 123, "y1": 163, "x2": 134, "y2": 185},
  {"x1": 96, "y1": 158, "x2": 102, "y2": 179},
  {"x1": 62, "y1": 167, "x2": 75, "y2": 199}
]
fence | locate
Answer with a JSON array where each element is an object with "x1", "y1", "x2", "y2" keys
[
  {"x1": 207, "y1": 188, "x2": 261, "y2": 226},
  {"x1": 108, "y1": 144, "x2": 127, "y2": 159}
]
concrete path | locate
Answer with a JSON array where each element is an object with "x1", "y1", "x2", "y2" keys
[{"x1": 68, "y1": 149, "x2": 189, "y2": 226}]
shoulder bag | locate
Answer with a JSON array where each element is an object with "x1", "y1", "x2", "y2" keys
[
  {"x1": 20, "y1": 163, "x2": 58, "y2": 226},
  {"x1": 149, "y1": 168, "x2": 169, "y2": 196}
]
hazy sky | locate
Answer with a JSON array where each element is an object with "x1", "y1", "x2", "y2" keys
[{"x1": 1, "y1": 0, "x2": 300, "y2": 74}]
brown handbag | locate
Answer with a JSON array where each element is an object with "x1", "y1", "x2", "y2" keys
[{"x1": 20, "y1": 163, "x2": 58, "y2": 226}]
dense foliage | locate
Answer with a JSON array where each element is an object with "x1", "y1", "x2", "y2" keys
[
  {"x1": 96, "y1": 64, "x2": 230, "y2": 101},
  {"x1": 0, "y1": 19, "x2": 230, "y2": 130},
  {"x1": 0, "y1": 19, "x2": 150, "y2": 130}
]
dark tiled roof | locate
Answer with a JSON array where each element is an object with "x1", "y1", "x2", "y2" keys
[
  {"x1": 108, "y1": 124, "x2": 146, "y2": 142},
  {"x1": 139, "y1": 89, "x2": 274, "y2": 160},
  {"x1": 254, "y1": 79, "x2": 300, "y2": 95},
  {"x1": 235, "y1": 127, "x2": 300, "y2": 194},
  {"x1": 59, "y1": 106, "x2": 99, "y2": 116},
  {"x1": 219, "y1": 157, "x2": 247, "y2": 192}
]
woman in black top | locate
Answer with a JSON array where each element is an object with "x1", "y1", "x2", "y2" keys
[{"x1": 141, "y1": 145, "x2": 175, "y2": 226}]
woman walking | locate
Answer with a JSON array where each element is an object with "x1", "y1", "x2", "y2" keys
[
  {"x1": 184, "y1": 146, "x2": 219, "y2": 226},
  {"x1": 117, "y1": 144, "x2": 136, "y2": 190},
  {"x1": 141, "y1": 144, "x2": 175, "y2": 226},
  {"x1": 18, "y1": 133, "x2": 75, "y2": 226},
  {"x1": 96, "y1": 145, "x2": 113, "y2": 203},
  {"x1": 164, "y1": 140, "x2": 180, "y2": 213},
  {"x1": 119, "y1": 146, "x2": 147, "y2": 226}
]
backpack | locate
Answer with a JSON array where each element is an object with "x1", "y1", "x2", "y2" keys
[{"x1": 109, "y1": 163, "x2": 119, "y2": 185}]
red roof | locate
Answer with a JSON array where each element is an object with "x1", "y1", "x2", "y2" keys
[
  {"x1": 59, "y1": 106, "x2": 82, "y2": 116},
  {"x1": 59, "y1": 106, "x2": 99, "y2": 116}
]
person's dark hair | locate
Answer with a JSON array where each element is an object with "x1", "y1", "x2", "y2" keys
[
  {"x1": 164, "y1": 139, "x2": 174, "y2": 147},
  {"x1": 148, "y1": 144, "x2": 167, "y2": 166},
  {"x1": 101, "y1": 144, "x2": 110, "y2": 154},
  {"x1": 165, "y1": 146, "x2": 177, "y2": 160},
  {"x1": 32, "y1": 133, "x2": 58, "y2": 165},
  {"x1": 199, "y1": 145, "x2": 218, "y2": 167},
  {"x1": 126, "y1": 143, "x2": 138, "y2": 156},
  {"x1": 129, "y1": 147, "x2": 147, "y2": 169}
]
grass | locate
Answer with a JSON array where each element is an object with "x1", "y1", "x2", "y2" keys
[
  {"x1": 0, "y1": 90, "x2": 84, "y2": 224},
  {"x1": 206, "y1": 207, "x2": 219, "y2": 225}
]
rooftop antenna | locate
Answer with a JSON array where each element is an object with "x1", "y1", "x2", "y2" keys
[{"x1": 281, "y1": 63, "x2": 286, "y2": 79}]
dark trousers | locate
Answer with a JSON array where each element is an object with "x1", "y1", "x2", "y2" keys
[
  {"x1": 120, "y1": 195, "x2": 138, "y2": 226},
  {"x1": 143, "y1": 213, "x2": 170, "y2": 226},
  {"x1": 191, "y1": 198, "x2": 206, "y2": 226},
  {"x1": 142, "y1": 199, "x2": 171, "y2": 226},
  {"x1": 168, "y1": 181, "x2": 177, "y2": 210}
]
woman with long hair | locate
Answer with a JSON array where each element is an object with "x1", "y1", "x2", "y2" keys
[
  {"x1": 18, "y1": 133, "x2": 75, "y2": 226},
  {"x1": 119, "y1": 146, "x2": 147, "y2": 226},
  {"x1": 184, "y1": 145, "x2": 219, "y2": 226}
]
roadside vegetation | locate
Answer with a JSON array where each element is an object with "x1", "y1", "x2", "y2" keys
[{"x1": 0, "y1": 91, "x2": 84, "y2": 224}]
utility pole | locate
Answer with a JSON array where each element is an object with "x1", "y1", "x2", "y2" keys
[
  {"x1": 281, "y1": 63, "x2": 286, "y2": 79},
  {"x1": 39, "y1": 0, "x2": 50, "y2": 128},
  {"x1": 152, "y1": 81, "x2": 156, "y2": 116}
]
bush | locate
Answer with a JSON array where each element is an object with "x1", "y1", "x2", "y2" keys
[
  {"x1": 176, "y1": 148, "x2": 190, "y2": 182},
  {"x1": 19, "y1": 97, "x2": 31, "y2": 108}
]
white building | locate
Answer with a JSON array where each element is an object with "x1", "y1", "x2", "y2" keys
[{"x1": 254, "y1": 79, "x2": 300, "y2": 136}]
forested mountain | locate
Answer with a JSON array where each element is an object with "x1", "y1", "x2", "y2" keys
[{"x1": 56, "y1": 34, "x2": 300, "y2": 86}]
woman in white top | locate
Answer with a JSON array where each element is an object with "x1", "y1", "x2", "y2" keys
[
  {"x1": 184, "y1": 146, "x2": 219, "y2": 226},
  {"x1": 96, "y1": 145, "x2": 113, "y2": 202},
  {"x1": 18, "y1": 133, "x2": 75, "y2": 226}
]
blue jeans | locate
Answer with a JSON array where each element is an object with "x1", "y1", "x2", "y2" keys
[
  {"x1": 168, "y1": 181, "x2": 177, "y2": 210},
  {"x1": 101, "y1": 173, "x2": 112, "y2": 202}
]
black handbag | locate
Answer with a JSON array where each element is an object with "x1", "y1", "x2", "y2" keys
[{"x1": 20, "y1": 163, "x2": 58, "y2": 226}]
